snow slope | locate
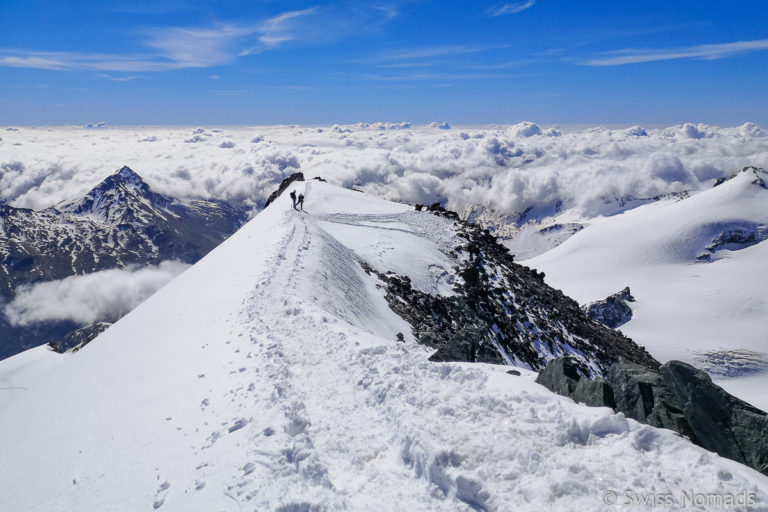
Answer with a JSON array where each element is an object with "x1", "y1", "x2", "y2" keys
[
  {"x1": 1, "y1": 181, "x2": 767, "y2": 511},
  {"x1": 526, "y1": 169, "x2": 768, "y2": 410}
]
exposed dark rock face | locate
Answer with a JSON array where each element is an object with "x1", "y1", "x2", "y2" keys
[
  {"x1": 572, "y1": 377, "x2": 615, "y2": 408},
  {"x1": 537, "y1": 357, "x2": 768, "y2": 476},
  {"x1": 608, "y1": 362, "x2": 697, "y2": 439},
  {"x1": 0, "y1": 167, "x2": 248, "y2": 360},
  {"x1": 264, "y1": 172, "x2": 305, "y2": 208},
  {"x1": 363, "y1": 204, "x2": 658, "y2": 376},
  {"x1": 582, "y1": 287, "x2": 634, "y2": 328},
  {"x1": 696, "y1": 224, "x2": 766, "y2": 262},
  {"x1": 48, "y1": 322, "x2": 112, "y2": 353},
  {"x1": 535, "y1": 357, "x2": 584, "y2": 396}
]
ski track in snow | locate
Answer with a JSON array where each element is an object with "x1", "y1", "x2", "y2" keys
[{"x1": 223, "y1": 205, "x2": 466, "y2": 510}]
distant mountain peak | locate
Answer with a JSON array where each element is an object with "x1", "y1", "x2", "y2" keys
[
  {"x1": 57, "y1": 166, "x2": 168, "y2": 221},
  {"x1": 97, "y1": 165, "x2": 149, "y2": 193},
  {"x1": 743, "y1": 166, "x2": 768, "y2": 189},
  {"x1": 715, "y1": 166, "x2": 768, "y2": 189},
  {"x1": 115, "y1": 165, "x2": 144, "y2": 184}
]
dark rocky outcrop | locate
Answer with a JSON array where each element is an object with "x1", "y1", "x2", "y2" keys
[
  {"x1": 264, "y1": 172, "x2": 305, "y2": 208},
  {"x1": 697, "y1": 225, "x2": 766, "y2": 262},
  {"x1": 535, "y1": 357, "x2": 584, "y2": 396},
  {"x1": 608, "y1": 362, "x2": 697, "y2": 439},
  {"x1": 48, "y1": 322, "x2": 112, "y2": 353},
  {"x1": 571, "y1": 377, "x2": 616, "y2": 408},
  {"x1": 660, "y1": 362, "x2": 768, "y2": 474},
  {"x1": 537, "y1": 357, "x2": 768, "y2": 475},
  {"x1": 362, "y1": 205, "x2": 658, "y2": 376},
  {"x1": 582, "y1": 287, "x2": 634, "y2": 328}
]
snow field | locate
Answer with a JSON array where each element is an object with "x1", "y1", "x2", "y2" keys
[
  {"x1": 0, "y1": 181, "x2": 766, "y2": 511},
  {"x1": 526, "y1": 170, "x2": 768, "y2": 410}
]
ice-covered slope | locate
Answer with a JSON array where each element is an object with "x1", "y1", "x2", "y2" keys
[
  {"x1": 526, "y1": 168, "x2": 768, "y2": 410},
  {"x1": 1, "y1": 181, "x2": 766, "y2": 511}
]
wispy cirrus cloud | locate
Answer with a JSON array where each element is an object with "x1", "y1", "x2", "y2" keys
[
  {"x1": 0, "y1": 50, "x2": 184, "y2": 72},
  {"x1": 100, "y1": 74, "x2": 138, "y2": 82},
  {"x1": 358, "y1": 44, "x2": 523, "y2": 82},
  {"x1": 486, "y1": 1, "x2": 536, "y2": 17},
  {"x1": 0, "y1": 5, "x2": 397, "y2": 73},
  {"x1": 584, "y1": 38, "x2": 768, "y2": 66},
  {"x1": 238, "y1": 7, "x2": 318, "y2": 56},
  {"x1": 362, "y1": 71, "x2": 530, "y2": 82},
  {"x1": 0, "y1": 54, "x2": 71, "y2": 71},
  {"x1": 376, "y1": 44, "x2": 509, "y2": 62}
]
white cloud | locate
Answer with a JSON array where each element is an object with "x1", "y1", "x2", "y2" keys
[
  {"x1": 373, "y1": 45, "x2": 507, "y2": 62},
  {"x1": 584, "y1": 38, "x2": 768, "y2": 66},
  {"x1": 0, "y1": 6, "x2": 396, "y2": 73},
  {"x1": 0, "y1": 122, "x2": 766, "y2": 224},
  {"x1": 101, "y1": 74, "x2": 137, "y2": 81},
  {"x1": 0, "y1": 55, "x2": 70, "y2": 70},
  {"x1": 4, "y1": 261, "x2": 190, "y2": 326},
  {"x1": 486, "y1": 1, "x2": 536, "y2": 17}
]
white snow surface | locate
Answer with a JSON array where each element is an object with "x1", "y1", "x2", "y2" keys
[
  {"x1": 1, "y1": 181, "x2": 767, "y2": 511},
  {"x1": 526, "y1": 170, "x2": 768, "y2": 410}
]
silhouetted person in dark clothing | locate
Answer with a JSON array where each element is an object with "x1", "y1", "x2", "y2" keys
[
  {"x1": 297, "y1": 193, "x2": 305, "y2": 211},
  {"x1": 289, "y1": 190, "x2": 297, "y2": 209}
]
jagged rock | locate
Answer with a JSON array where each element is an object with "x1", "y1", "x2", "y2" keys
[
  {"x1": 572, "y1": 377, "x2": 616, "y2": 408},
  {"x1": 417, "y1": 331, "x2": 440, "y2": 348},
  {"x1": 535, "y1": 357, "x2": 584, "y2": 396},
  {"x1": 429, "y1": 323, "x2": 504, "y2": 364},
  {"x1": 537, "y1": 357, "x2": 768, "y2": 476},
  {"x1": 48, "y1": 322, "x2": 112, "y2": 353},
  {"x1": 697, "y1": 227, "x2": 765, "y2": 262},
  {"x1": 608, "y1": 362, "x2": 695, "y2": 438},
  {"x1": 264, "y1": 172, "x2": 305, "y2": 208},
  {"x1": 365, "y1": 207, "x2": 658, "y2": 376},
  {"x1": 582, "y1": 287, "x2": 634, "y2": 328},
  {"x1": 660, "y1": 361, "x2": 768, "y2": 474}
]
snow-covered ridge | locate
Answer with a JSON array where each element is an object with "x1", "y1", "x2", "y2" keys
[{"x1": 1, "y1": 181, "x2": 766, "y2": 511}]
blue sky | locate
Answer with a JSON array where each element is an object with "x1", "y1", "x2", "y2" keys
[{"x1": 1, "y1": 0, "x2": 767, "y2": 125}]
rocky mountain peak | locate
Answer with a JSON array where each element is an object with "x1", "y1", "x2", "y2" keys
[
  {"x1": 57, "y1": 166, "x2": 171, "y2": 222},
  {"x1": 113, "y1": 165, "x2": 147, "y2": 187},
  {"x1": 714, "y1": 166, "x2": 768, "y2": 189}
]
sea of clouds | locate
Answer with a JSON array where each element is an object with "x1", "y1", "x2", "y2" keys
[{"x1": 2, "y1": 121, "x2": 767, "y2": 220}]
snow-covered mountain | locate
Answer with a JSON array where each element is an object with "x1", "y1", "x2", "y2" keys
[
  {"x1": 0, "y1": 166, "x2": 247, "y2": 359},
  {"x1": 1, "y1": 180, "x2": 766, "y2": 511},
  {"x1": 525, "y1": 167, "x2": 768, "y2": 410}
]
